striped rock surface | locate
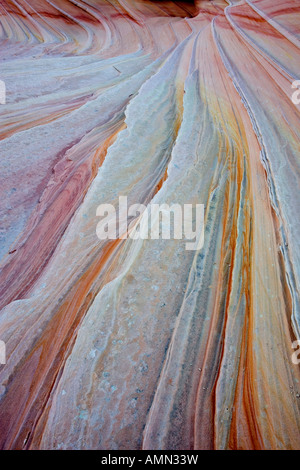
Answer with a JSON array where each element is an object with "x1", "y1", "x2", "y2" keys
[{"x1": 0, "y1": 0, "x2": 299, "y2": 450}]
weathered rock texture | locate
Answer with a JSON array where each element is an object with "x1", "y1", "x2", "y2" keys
[{"x1": 0, "y1": 0, "x2": 299, "y2": 450}]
